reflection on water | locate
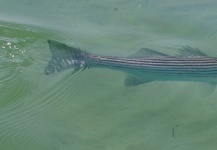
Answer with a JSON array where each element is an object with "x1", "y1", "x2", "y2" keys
[{"x1": 1, "y1": 0, "x2": 217, "y2": 149}]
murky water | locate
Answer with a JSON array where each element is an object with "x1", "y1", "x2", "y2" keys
[{"x1": 1, "y1": 0, "x2": 217, "y2": 149}]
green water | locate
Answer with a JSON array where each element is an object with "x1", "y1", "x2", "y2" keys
[{"x1": 1, "y1": 0, "x2": 217, "y2": 149}]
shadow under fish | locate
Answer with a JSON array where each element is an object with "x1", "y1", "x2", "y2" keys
[{"x1": 44, "y1": 40, "x2": 217, "y2": 91}]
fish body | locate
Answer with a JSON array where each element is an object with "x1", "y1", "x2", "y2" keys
[{"x1": 45, "y1": 40, "x2": 217, "y2": 86}]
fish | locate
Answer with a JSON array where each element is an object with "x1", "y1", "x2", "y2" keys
[{"x1": 45, "y1": 40, "x2": 217, "y2": 87}]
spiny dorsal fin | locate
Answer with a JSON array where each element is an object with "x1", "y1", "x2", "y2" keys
[
  {"x1": 129, "y1": 48, "x2": 168, "y2": 57},
  {"x1": 178, "y1": 46, "x2": 207, "y2": 57}
]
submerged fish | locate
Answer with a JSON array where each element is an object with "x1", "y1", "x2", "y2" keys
[{"x1": 45, "y1": 40, "x2": 217, "y2": 86}]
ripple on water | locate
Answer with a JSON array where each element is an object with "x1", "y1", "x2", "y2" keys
[
  {"x1": 0, "y1": 24, "x2": 103, "y2": 149},
  {"x1": 0, "y1": 37, "x2": 36, "y2": 106}
]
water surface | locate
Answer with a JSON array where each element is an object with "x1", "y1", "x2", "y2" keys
[{"x1": 1, "y1": 0, "x2": 217, "y2": 150}]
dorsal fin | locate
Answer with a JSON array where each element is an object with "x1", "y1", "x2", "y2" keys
[
  {"x1": 129, "y1": 48, "x2": 168, "y2": 57},
  {"x1": 178, "y1": 46, "x2": 207, "y2": 57}
]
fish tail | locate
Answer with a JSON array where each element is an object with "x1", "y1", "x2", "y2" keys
[{"x1": 45, "y1": 40, "x2": 87, "y2": 75}]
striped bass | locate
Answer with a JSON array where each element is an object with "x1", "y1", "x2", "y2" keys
[{"x1": 45, "y1": 40, "x2": 217, "y2": 86}]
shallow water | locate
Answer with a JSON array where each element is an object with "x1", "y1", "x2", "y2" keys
[{"x1": 1, "y1": 0, "x2": 217, "y2": 149}]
